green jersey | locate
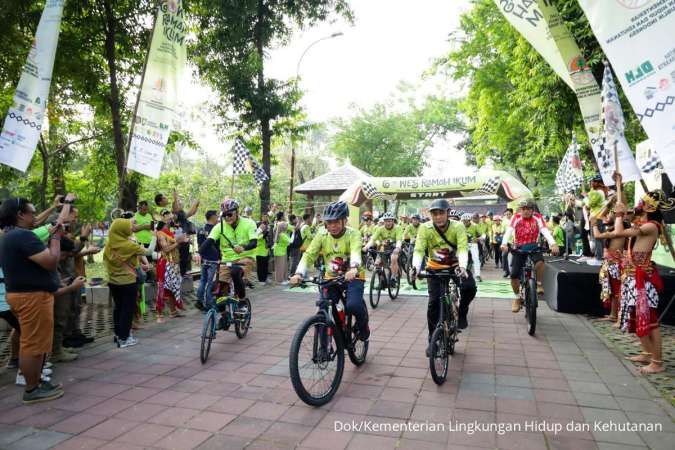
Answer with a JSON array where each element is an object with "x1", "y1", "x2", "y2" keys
[
  {"x1": 404, "y1": 223, "x2": 421, "y2": 241},
  {"x1": 207, "y1": 217, "x2": 258, "y2": 262},
  {"x1": 413, "y1": 221, "x2": 469, "y2": 269},
  {"x1": 296, "y1": 226, "x2": 364, "y2": 279},
  {"x1": 134, "y1": 212, "x2": 153, "y2": 245},
  {"x1": 368, "y1": 225, "x2": 403, "y2": 248},
  {"x1": 464, "y1": 223, "x2": 480, "y2": 242},
  {"x1": 300, "y1": 223, "x2": 314, "y2": 249},
  {"x1": 552, "y1": 225, "x2": 565, "y2": 248}
]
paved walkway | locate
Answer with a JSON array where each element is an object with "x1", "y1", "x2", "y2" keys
[{"x1": 0, "y1": 267, "x2": 673, "y2": 450}]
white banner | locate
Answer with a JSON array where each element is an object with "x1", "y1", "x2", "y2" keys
[
  {"x1": 578, "y1": 0, "x2": 675, "y2": 184},
  {"x1": 494, "y1": 1, "x2": 641, "y2": 186},
  {"x1": 0, "y1": 1, "x2": 65, "y2": 172},
  {"x1": 127, "y1": 0, "x2": 186, "y2": 179}
]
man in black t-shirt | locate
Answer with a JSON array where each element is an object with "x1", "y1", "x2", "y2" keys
[
  {"x1": 195, "y1": 211, "x2": 220, "y2": 310},
  {"x1": 0, "y1": 196, "x2": 74, "y2": 404}
]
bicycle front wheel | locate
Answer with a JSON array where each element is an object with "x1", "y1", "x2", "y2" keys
[
  {"x1": 429, "y1": 326, "x2": 448, "y2": 385},
  {"x1": 289, "y1": 315, "x2": 345, "y2": 406},
  {"x1": 200, "y1": 309, "x2": 216, "y2": 364},
  {"x1": 346, "y1": 314, "x2": 368, "y2": 366},
  {"x1": 388, "y1": 266, "x2": 401, "y2": 300},
  {"x1": 369, "y1": 270, "x2": 381, "y2": 309},
  {"x1": 527, "y1": 278, "x2": 537, "y2": 336}
]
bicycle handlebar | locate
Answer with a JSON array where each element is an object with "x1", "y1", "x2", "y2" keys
[
  {"x1": 418, "y1": 267, "x2": 463, "y2": 280},
  {"x1": 510, "y1": 246, "x2": 548, "y2": 255}
]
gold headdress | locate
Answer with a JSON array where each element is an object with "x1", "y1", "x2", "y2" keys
[{"x1": 640, "y1": 190, "x2": 675, "y2": 213}]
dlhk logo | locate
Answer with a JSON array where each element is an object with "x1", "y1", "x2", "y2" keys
[{"x1": 625, "y1": 61, "x2": 655, "y2": 85}]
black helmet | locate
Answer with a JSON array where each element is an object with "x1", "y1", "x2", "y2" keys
[
  {"x1": 221, "y1": 198, "x2": 239, "y2": 213},
  {"x1": 411, "y1": 214, "x2": 421, "y2": 221},
  {"x1": 323, "y1": 201, "x2": 349, "y2": 220},
  {"x1": 428, "y1": 199, "x2": 451, "y2": 212}
]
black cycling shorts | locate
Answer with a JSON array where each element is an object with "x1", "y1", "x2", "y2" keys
[{"x1": 510, "y1": 251, "x2": 543, "y2": 280}]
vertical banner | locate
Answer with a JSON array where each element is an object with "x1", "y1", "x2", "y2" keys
[
  {"x1": 127, "y1": 0, "x2": 186, "y2": 179},
  {"x1": 0, "y1": 0, "x2": 65, "y2": 172},
  {"x1": 493, "y1": 0, "x2": 641, "y2": 185},
  {"x1": 577, "y1": 0, "x2": 675, "y2": 184}
]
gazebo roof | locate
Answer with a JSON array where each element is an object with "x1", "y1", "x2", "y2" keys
[{"x1": 295, "y1": 164, "x2": 372, "y2": 195}]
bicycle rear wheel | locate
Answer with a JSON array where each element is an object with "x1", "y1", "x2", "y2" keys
[
  {"x1": 526, "y1": 278, "x2": 537, "y2": 336},
  {"x1": 200, "y1": 309, "x2": 216, "y2": 364},
  {"x1": 346, "y1": 314, "x2": 368, "y2": 366},
  {"x1": 429, "y1": 327, "x2": 448, "y2": 385},
  {"x1": 369, "y1": 270, "x2": 381, "y2": 309},
  {"x1": 388, "y1": 265, "x2": 400, "y2": 300},
  {"x1": 289, "y1": 314, "x2": 345, "y2": 406}
]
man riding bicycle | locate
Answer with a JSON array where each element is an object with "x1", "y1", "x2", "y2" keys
[
  {"x1": 364, "y1": 212, "x2": 403, "y2": 281},
  {"x1": 403, "y1": 214, "x2": 422, "y2": 244},
  {"x1": 411, "y1": 199, "x2": 477, "y2": 354},
  {"x1": 500, "y1": 199, "x2": 559, "y2": 313},
  {"x1": 199, "y1": 199, "x2": 257, "y2": 327},
  {"x1": 290, "y1": 201, "x2": 370, "y2": 341}
]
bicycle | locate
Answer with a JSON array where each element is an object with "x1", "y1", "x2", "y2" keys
[
  {"x1": 400, "y1": 240, "x2": 415, "y2": 286},
  {"x1": 289, "y1": 275, "x2": 368, "y2": 406},
  {"x1": 510, "y1": 247, "x2": 544, "y2": 336},
  {"x1": 418, "y1": 267, "x2": 461, "y2": 385},
  {"x1": 200, "y1": 263, "x2": 252, "y2": 364},
  {"x1": 368, "y1": 249, "x2": 400, "y2": 308}
]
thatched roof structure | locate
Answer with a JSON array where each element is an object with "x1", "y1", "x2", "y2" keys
[{"x1": 294, "y1": 164, "x2": 372, "y2": 196}]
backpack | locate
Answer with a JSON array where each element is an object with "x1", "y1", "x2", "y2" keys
[{"x1": 287, "y1": 227, "x2": 303, "y2": 250}]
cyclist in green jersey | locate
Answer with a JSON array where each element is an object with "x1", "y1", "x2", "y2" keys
[
  {"x1": 290, "y1": 201, "x2": 369, "y2": 341},
  {"x1": 364, "y1": 212, "x2": 403, "y2": 278},
  {"x1": 413, "y1": 200, "x2": 477, "y2": 345}
]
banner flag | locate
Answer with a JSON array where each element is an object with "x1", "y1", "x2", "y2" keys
[
  {"x1": 577, "y1": 0, "x2": 675, "y2": 184},
  {"x1": 555, "y1": 135, "x2": 584, "y2": 194},
  {"x1": 127, "y1": 0, "x2": 186, "y2": 179},
  {"x1": 599, "y1": 61, "x2": 641, "y2": 181},
  {"x1": 0, "y1": 0, "x2": 65, "y2": 172},
  {"x1": 231, "y1": 138, "x2": 269, "y2": 185},
  {"x1": 493, "y1": 0, "x2": 640, "y2": 186}
]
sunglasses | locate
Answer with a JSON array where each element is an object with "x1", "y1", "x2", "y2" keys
[{"x1": 223, "y1": 212, "x2": 236, "y2": 218}]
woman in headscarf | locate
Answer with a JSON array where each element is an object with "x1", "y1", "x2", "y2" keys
[
  {"x1": 103, "y1": 219, "x2": 149, "y2": 348},
  {"x1": 155, "y1": 219, "x2": 188, "y2": 323},
  {"x1": 273, "y1": 221, "x2": 290, "y2": 283}
]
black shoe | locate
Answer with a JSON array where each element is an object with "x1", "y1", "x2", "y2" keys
[
  {"x1": 458, "y1": 315, "x2": 468, "y2": 330},
  {"x1": 62, "y1": 337, "x2": 84, "y2": 348},
  {"x1": 502, "y1": 273, "x2": 510, "y2": 278},
  {"x1": 71, "y1": 332, "x2": 94, "y2": 344},
  {"x1": 246, "y1": 281, "x2": 254, "y2": 289},
  {"x1": 359, "y1": 326, "x2": 370, "y2": 342}
]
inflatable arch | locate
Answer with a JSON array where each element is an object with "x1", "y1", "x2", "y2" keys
[{"x1": 338, "y1": 168, "x2": 533, "y2": 228}]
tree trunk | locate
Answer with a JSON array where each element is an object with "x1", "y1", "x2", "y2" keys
[
  {"x1": 256, "y1": 0, "x2": 271, "y2": 216},
  {"x1": 102, "y1": 0, "x2": 128, "y2": 208}
]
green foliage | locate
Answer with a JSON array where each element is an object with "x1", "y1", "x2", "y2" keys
[{"x1": 330, "y1": 95, "x2": 462, "y2": 177}]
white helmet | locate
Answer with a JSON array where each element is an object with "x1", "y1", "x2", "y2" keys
[
  {"x1": 461, "y1": 213, "x2": 472, "y2": 221},
  {"x1": 380, "y1": 212, "x2": 395, "y2": 220}
]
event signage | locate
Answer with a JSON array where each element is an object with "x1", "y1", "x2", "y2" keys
[
  {"x1": 0, "y1": 0, "x2": 65, "y2": 172},
  {"x1": 577, "y1": 0, "x2": 675, "y2": 184},
  {"x1": 127, "y1": 0, "x2": 186, "y2": 178},
  {"x1": 494, "y1": 0, "x2": 641, "y2": 186}
]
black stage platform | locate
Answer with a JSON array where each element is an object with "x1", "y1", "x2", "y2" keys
[{"x1": 542, "y1": 256, "x2": 675, "y2": 325}]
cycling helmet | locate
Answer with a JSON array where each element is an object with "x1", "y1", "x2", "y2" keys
[
  {"x1": 221, "y1": 198, "x2": 240, "y2": 213},
  {"x1": 448, "y1": 209, "x2": 459, "y2": 218},
  {"x1": 411, "y1": 214, "x2": 421, "y2": 221},
  {"x1": 380, "y1": 212, "x2": 395, "y2": 220},
  {"x1": 472, "y1": 212, "x2": 480, "y2": 219},
  {"x1": 323, "y1": 201, "x2": 349, "y2": 220},
  {"x1": 461, "y1": 213, "x2": 472, "y2": 221},
  {"x1": 429, "y1": 199, "x2": 451, "y2": 212},
  {"x1": 518, "y1": 198, "x2": 536, "y2": 209}
]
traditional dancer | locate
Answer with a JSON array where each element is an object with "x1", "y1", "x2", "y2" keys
[{"x1": 613, "y1": 180, "x2": 674, "y2": 374}]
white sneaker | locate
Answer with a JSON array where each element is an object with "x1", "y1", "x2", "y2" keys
[
  {"x1": 119, "y1": 337, "x2": 138, "y2": 348},
  {"x1": 16, "y1": 370, "x2": 51, "y2": 386},
  {"x1": 42, "y1": 367, "x2": 53, "y2": 376},
  {"x1": 43, "y1": 362, "x2": 53, "y2": 370}
]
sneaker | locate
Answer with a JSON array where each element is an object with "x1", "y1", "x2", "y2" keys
[
  {"x1": 42, "y1": 367, "x2": 53, "y2": 376},
  {"x1": 62, "y1": 337, "x2": 85, "y2": 348},
  {"x1": 16, "y1": 369, "x2": 53, "y2": 386},
  {"x1": 511, "y1": 298, "x2": 523, "y2": 313},
  {"x1": 118, "y1": 337, "x2": 138, "y2": 348},
  {"x1": 22, "y1": 382, "x2": 64, "y2": 404},
  {"x1": 72, "y1": 333, "x2": 95, "y2": 344},
  {"x1": 6, "y1": 358, "x2": 19, "y2": 369},
  {"x1": 502, "y1": 273, "x2": 510, "y2": 278},
  {"x1": 359, "y1": 326, "x2": 370, "y2": 342},
  {"x1": 51, "y1": 350, "x2": 78, "y2": 362},
  {"x1": 43, "y1": 361, "x2": 53, "y2": 370}
]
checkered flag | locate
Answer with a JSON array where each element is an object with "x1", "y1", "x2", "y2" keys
[
  {"x1": 555, "y1": 136, "x2": 584, "y2": 194},
  {"x1": 475, "y1": 176, "x2": 501, "y2": 195},
  {"x1": 231, "y1": 138, "x2": 268, "y2": 185},
  {"x1": 361, "y1": 180, "x2": 392, "y2": 200},
  {"x1": 640, "y1": 153, "x2": 663, "y2": 174},
  {"x1": 597, "y1": 61, "x2": 625, "y2": 171}
]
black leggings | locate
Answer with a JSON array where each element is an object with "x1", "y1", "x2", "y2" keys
[
  {"x1": 426, "y1": 272, "x2": 477, "y2": 338},
  {"x1": 0, "y1": 310, "x2": 20, "y2": 332},
  {"x1": 109, "y1": 282, "x2": 137, "y2": 340}
]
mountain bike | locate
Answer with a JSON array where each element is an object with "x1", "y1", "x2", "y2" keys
[
  {"x1": 200, "y1": 263, "x2": 252, "y2": 364},
  {"x1": 418, "y1": 267, "x2": 461, "y2": 385},
  {"x1": 289, "y1": 275, "x2": 368, "y2": 406},
  {"x1": 368, "y1": 249, "x2": 399, "y2": 308},
  {"x1": 511, "y1": 247, "x2": 543, "y2": 336}
]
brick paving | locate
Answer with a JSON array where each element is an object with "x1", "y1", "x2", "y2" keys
[{"x1": 0, "y1": 266, "x2": 673, "y2": 449}]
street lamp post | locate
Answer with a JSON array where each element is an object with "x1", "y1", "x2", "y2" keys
[{"x1": 289, "y1": 32, "x2": 344, "y2": 213}]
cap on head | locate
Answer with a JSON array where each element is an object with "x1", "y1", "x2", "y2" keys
[{"x1": 429, "y1": 198, "x2": 451, "y2": 212}]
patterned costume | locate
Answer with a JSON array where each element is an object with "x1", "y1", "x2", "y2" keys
[
  {"x1": 599, "y1": 248, "x2": 623, "y2": 311},
  {"x1": 619, "y1": 243, "x2": 663, "y2": 337}
]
